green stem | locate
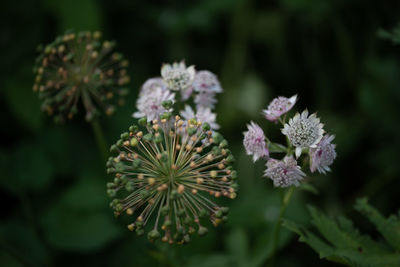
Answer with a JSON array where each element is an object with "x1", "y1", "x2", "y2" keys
[
  {"x1": 91, "y1": 119, "x2": 108, "y2": 163},
  {"x1": 269, "y1": 186, "x2": 295, "y2": 267}
]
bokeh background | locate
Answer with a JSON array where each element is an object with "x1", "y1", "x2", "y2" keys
[{"x1": 1, "y1": 0, "x2": 400, "y2": 266}]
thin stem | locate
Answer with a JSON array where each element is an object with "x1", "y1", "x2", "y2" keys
[
  {"x1": 269, "y1": 186, "x2": 295, "y2": 267},
  {"x1": 91, "y1": 119, "x2": 108, "y2": 163}
]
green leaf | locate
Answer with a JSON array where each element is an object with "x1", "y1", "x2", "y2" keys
[
  {"x1": 0, "y1": 219, "x2": 49, "y2": 266},
  {"x1": 298, "y1": 183, "x2": 319, "y2": 195},
  {"x1": 283, "y1": 200, "x2": 400, "y2": 267},
  {"x1": 41, "y1": 205, "x2": 122, "y2": 252},
  {"x1": 13, "y1": 142, "x2": 54, "y2": 192},
  {"x1": 268, "y1": 142, "x2": 288, "y2": 153},
  {"x1": 355, "y1": 198, "x2": 400, "y2": 252}
]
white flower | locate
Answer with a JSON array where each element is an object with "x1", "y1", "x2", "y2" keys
[
  {"x1": 139, "y1": 78, "x2": 167, "y2": 96},
  {"x1": 161, "y1": 61, "x2": 195, "y2": 91},
  {"x1": 282, "y1": 110, "x2": 324, "y2": 158},
  {"x1": 264, "y1": 156, "x2": 306, "y2": 187},
  {"x1": 133, "y1": 87, "x2": 175, "y2": 121},
  {"x1": 309, "y1": 134, "x2": 337, "y2": 174},
  {"x1": 192, "y1": 71, "x2": 223, "y2": 93},
  {"x1": 180, "y1": 105, "x2": 219, "y2": 130},
  {"x1": 243, "y1": 122, "x2": 269, "y2": 162},
  {"x1": 194, "y1": 92, "x2": 217, "y2": 109},
  {"x1": 262, "y1": 95, "x2": 297, "y2": 122}
]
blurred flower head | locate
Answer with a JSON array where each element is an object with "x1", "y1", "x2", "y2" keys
[
  {"x1": 107, "y1": 114, "x2": 237, "y2": 243},
  {"x1": 264, "y1": 156, "x2": 306, "y2": 187},
  {"x1": 310, "y1": 134, "x2": 337, "y2": 174},
  {"x1": 161, "y1": 61, "x2": 195, "y2": 92},
  {"x1": 180, "y1": 105, "x2": 219, "y2": 130},
  {"x1": 282, "y1": 110, "x2": 325, "y2": 158},
  {"x1": 192, "y1": 70, "x2": 222, "y2": 109},
  {"x1": 262, "y1": 95, "x2": 297, "y2": 122},
  {"x1": 243, "y1": 122, "x2": 269, "y2": 162},
  {"x1": 133, "y1": 84, "x2": 175, "y2": 121},
  {"x1": 33, "y1": 30, "x2": 130, "y2": 122},
  {"x1": 139, "y1": 78, "x2": 168, "y2": 96}
]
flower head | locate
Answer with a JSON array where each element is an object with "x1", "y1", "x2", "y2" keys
[
  {"x1": 161, "y1": 61, "x2": 195, "y2": 91},
  {"x1": 33, "y1": 31, "x2": 130, "y2": 122},
  {"x1": 262, "y1": 95, "x2": 297, "y2": 122},
  {"x1": 107, "y1": 114, "x2": 237, "y2": 243},
  {"x1": 133, "y1": 86, "x2": 175, "y2": 121},
  {"x1": 243, "y1": 122, "x2": 269, "y2": 162},
  {"x1": 264, "y1": 156, "x2": 306, "y2": 187},
  {"x1": 192, "y1": 71, "x2": 223, "y2": 94},
  {"x1": 194, "y1": 91, "x2": 218, "y2": 109},
  {"x1": 180, "y1": 105, "x2": 219, "y2": 130},
  {"x1": 139, "y1": 78, "x2": 168, "y2": 96},
  {"x1": 310, "y1": 134, "x2": 337, "y2": 174},
  {"x1": 282, "y1": 110, "x2": 324, "y2": 158}
]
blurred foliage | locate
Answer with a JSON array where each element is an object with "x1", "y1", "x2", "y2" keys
[
  {"x1": 284, "y1": 199, "x2": 400, "y2": 266},
  {"x1": 1, "y1": 0, "x2": 400, "y2": 266}
]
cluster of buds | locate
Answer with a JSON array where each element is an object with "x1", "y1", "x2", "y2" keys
[
  {"x1": 33, "y1": 30, "x2": 130, "y2": 122},
  {"x1": 107, "y1": 112, "x2": 238, "y2": 243},
  {"x1": 243, "y1": 95, "x2": 337, "y2": 187},
  {"x1": 133, "y1": 61, "x2": 223, "y2": 130}
]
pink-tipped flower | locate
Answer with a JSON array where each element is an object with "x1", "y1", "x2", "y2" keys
[
  {"x1": 139, "y1": 78, "x2": 168, "y2": 96},
  {"x1": 262, "y1": 95, "x2": 297, "y2": 122},
  {"x1": 243, "y1": 122, "x2": 269, "y2": 162},
  {"x1": 309, "y1": 134, "x2": 337, "y2": 174},
  {"x1": 133, "y1": 86, "x2": 175, "y2": 121},
  {"x1": 264, "y1": 156, "x2": 306, "y2": 187},
  {"x1": 192, "y1": 71, "x2": 223, "y2": 94}
]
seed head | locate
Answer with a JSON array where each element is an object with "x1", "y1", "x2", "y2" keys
[
  {"x1": 107, "y1": 114, "x2": 237, "y2": 243},
  {"x1": 33, "y1": 30, "x2": 130, "y2": 123}
]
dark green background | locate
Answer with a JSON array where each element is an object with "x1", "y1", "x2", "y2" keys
[{"x1": 1, "y1": 0, "x2": 400, "y2": 266}]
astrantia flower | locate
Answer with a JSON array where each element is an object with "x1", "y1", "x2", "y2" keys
[
  {"x1": 194, "y1": 91, "x2": 218, "y2": 109},
  {"x1": 106, "y1": 114, "x2": 238, "y2": 244},
  {"x1": 264, "y1": 156, "x2": 306, "y2": 187},
  {"x1": 243, "y1": 122, "x2": 269, "y2": 162},
  {"x1": 192, "y1": 71, "x2": 223, "y2": 94},
  {"x1": 33, "y1": 31, "x2": 130, "y2": 123},
  {"x1": 282, "y1": 110, "x2": 324, "y2": 158},
  {"x1": 161, "y1": 61, "x2": 195, "y2": 92},
  {"x1": 133, "y1": 87, "x2": 175, "y2": 121},
  {"x1": 262, "y1": 95, "x2": 297, "y2": 122},
  {"x1": 309, "y1": 135, "x2": 337, "y2": 174},
  {"x1": 139, "y1": 78, "x2": 168, "y2": 96},
  {"x1": 180, "y1": 105, "x2": 219, "y2": 130},
  {"x1": 192, "y1": 71, "x2": 223, "y2": 109}
]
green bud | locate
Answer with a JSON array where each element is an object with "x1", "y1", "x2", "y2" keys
[
  {"x1": 212, "y1": 132, "x2": 224, "y2": 144},
  {"x1": 219, "y1": 139, "x2": 228, "y2": 148},
  {"x1": 160, "y1": 111, "x2": 172, "y2": 119},
  {"x1": 139, "y1": 117, "x2": 147, "y2": 126},
  {"x1": 143, "y1": 133, "x2": 153, "y2": 142},
  {"x1": 147, "y1": 230, "x2": 160, "y2": 241},
  {"x1": 110, "y1": 144, "x2": 118, "y2": 153},
  {"x1": 106, "y1": 182, "x2": 114, "y2": 188},
  {"x1": 125, "y1": 181, "x2": 134, "y2": 192},
  {"x1": 215, "y1": 210, "x2": 223, "y2": 218},
  {"x1": 130, "y1": 137, "x2": 139, "y2": 147},
  {"x1": 225, "y1": 155, "x2": 235, "y2": 164},
  {"x1": 116, "y1": 140, "x2": 123, "y2": 147},
  {"x1": 161, "y1": 206, "x2": 169, "y2": 215},
  {"x1": 160, "y1": 152, "x2": 168, "y2": 162},
  {"x1": 221, "y1": 207, "x2": 229, "y2": 214},
  {"x1": 199, "y1": 209, "x2": 208, "y2": 218},
  {"x1": 231, "y1": 170, "x2": 237, "y2": 179},
  {"x1": 132, "y1": 158, "x2": 141, "y2": 168},
  {"x1": 154, "y1": 134, "x2": 163, "y2": 143},
  {"x1": 107, "y1": 189, "x2": 116, "y2": 197},
  {"x1": 202, "y1": 123, "x2": 211, "y2": 131},
  {"x1": 162, "y1": 100, "x2": 173, "y2": 109},
  {"x1": 120, "y1": 132, "x2": 129, "y2": 140},
  {"x1": 198, "y1": 226, "x2": 208, "y2": 236},
  {"x1": 187, "y1": 127, "x2": 197, "y2": 136},
  {"x1": 129, "y1": 125, "x2": 138, "y2": 133},
  {"x1": 136, "y1": 228, "x2": 144, "y2": 236}
]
